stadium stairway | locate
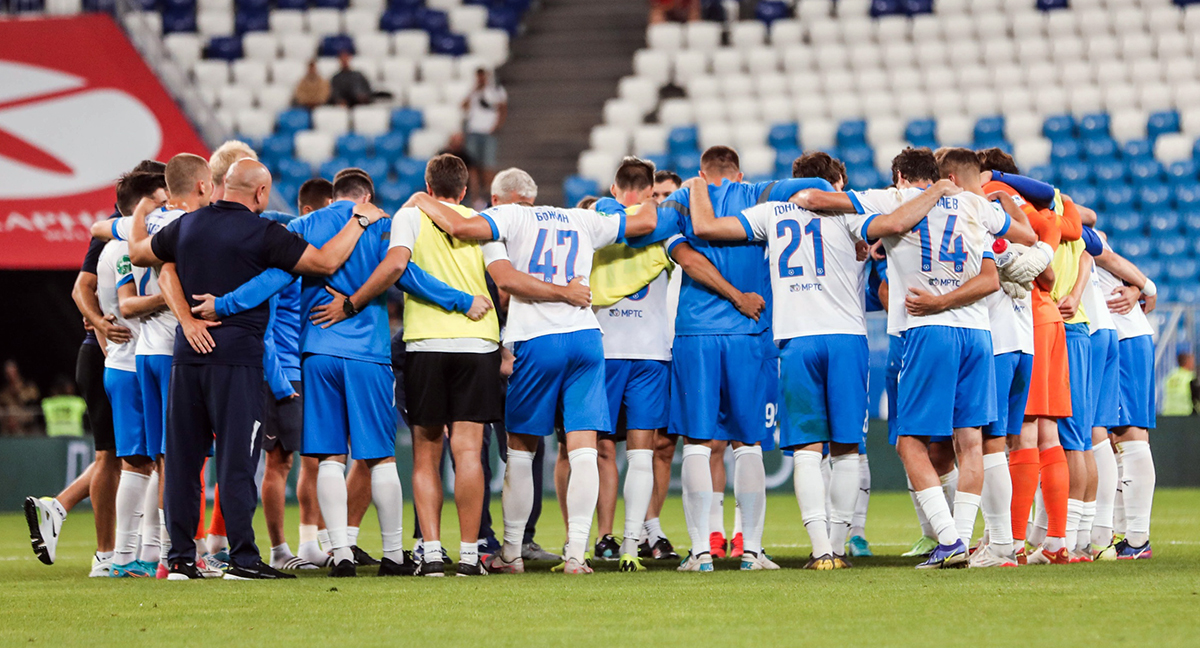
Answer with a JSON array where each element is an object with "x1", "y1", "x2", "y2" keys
[{"x1": 496, "y1": 0, "x2": 646, "y2": 205}]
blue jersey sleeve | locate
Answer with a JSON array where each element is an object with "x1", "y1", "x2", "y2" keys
[
  {"x1": 398, "y1": 261, "x2": 475, "y2": 313},
  {"x1": 593, "y1": 197, "x2": 626, "y2": 215},
  {"x1": 627, "y1": 188, "x2": 687, "y2": 248},
  {"x1": 990, "y1": 171, "x2": 1056, "y2": 205},
  {"x1": 759, "y1": 177, "x2": 836, "y2": 203},
  {"x1": 1081, "y1": 225, "x2": 1104, "y2": 257},
  {"x1": 215, "y1": 268, "x2": 296, "y2": 317},
  {"x1": 263, "y1": 296, "x2": 295, "y2": 400}
]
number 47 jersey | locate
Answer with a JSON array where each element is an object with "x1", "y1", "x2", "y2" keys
[
  {"x1": 480, "y1": 203, "x2": 626, "y2": 343},
  {"x1": 739, "y1": 201, "x2": 871, "y2": 340},
  {"x1": 852, "y1": 187, "x2": 1009, "y2": 334}
]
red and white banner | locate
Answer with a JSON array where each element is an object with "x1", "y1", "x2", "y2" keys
[{"x1": 0, "y1": 14, "x2": 209, "y2": 270}]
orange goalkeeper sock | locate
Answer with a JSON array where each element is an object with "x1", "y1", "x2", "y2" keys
[
  {"x1": 1040, "y1": 446, "x2": 1069, "y2": 539},
  {"x1": 1009, "y1": 448, "x2": 1040, "y2": 543},
  {"x1": 208, "y1": 484, "x2": 226, "y2": 538},
  {"x1": 195, "y1": 459, "x2": 208, "y2": 541}
]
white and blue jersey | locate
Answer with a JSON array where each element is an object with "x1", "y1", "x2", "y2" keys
[
  {"x1": 480, "y1": 203, "x2": 625, "y2": 435},
  {"x1": 97, "y1": 240, "x2": 150, "y2": 458},
  {"x1": 1094, "y1": 236, "x2": 1156, "y2": 429}
]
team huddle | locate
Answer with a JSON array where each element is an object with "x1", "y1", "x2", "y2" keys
[{"x1": 22, "y1": 137, "x2": 1158, "y2": 579}]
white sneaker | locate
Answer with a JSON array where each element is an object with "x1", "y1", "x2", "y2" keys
[
  {"x1": 89, "y1": 554, "x2": 112, "y2": 578},
  {"x1": 195, "y1": 556, "x2": 224, "y2": 578},
  {"x1": 24, "y1": 497, "x2": 63, "y2": 565},
  {"x1": 562, "y1": 557, "x2": 593, "y2": 575},
  {"x1": 968, "y1": 545, "x2": 1018, "y2": 568},
  {"x1": 740, "y1": 552, "x2": 780, "y2": 571},
  {"x1": 677, "y1": 552, "x2": 714, "y2": 572},
  {"x1": 271, "y1": 555, "x2": 319, "y2": 570},
  {"x1": 481, "y1": 553, "x2": 525, "y2": 574}
]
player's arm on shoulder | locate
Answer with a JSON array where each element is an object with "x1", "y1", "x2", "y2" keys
[
  {"x1": 128, "y1": 198, "x2": 166, "y2": 267},
  {"x1": 486, "y1": 259, "x2": 591, "y2": 307},
  {"x1": 193, "y1": 268, "x2": 295, "y2": 322},
  {"x1": 863, "y1": 180, "x2": 961, "y2": 239},
  {"x1": 413, "y1": 192, "x2": 495, "y2": 240},
  {"x1": 1093, "y1": 243, "x2": 1154, "y2": 314},
  {"x1": 290, "y1": 203, "x2": 382, "y2": 276},
  {"x1": 159, "y1": 262, "x2": 220, "y2": 354},
  {"x1": 986, "y1": 192, "x2": 1038, "y2": 246},
  {"x1": 346, "y1": 245, "x2": 413, "y2": 315},
  {"x1": 789, "y1": 189, "x2": 856, "y2": 213},
  {"x1": 669, "y1": 239, "x2": 764, "y2": 321},
  {"x1": 685, "y1": 177, "x2": 751, "y2": 241},
  {"x1": 117, "y1": 279, "x2": 165, "y2": 319},
  {"x1": 90, "y1": 216, "x2": 128, "y2": 242},
  {"x1": 905, "y1": 257, "x2": 1000, "y2": 316}
]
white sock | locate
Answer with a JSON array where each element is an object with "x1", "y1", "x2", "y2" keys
[
  {"x1": 981, "y1": 452, "x2": 1014, "y2": 553},
  {"x1": 114, "y1": 470, "x2": 150, "y2": 564},
  {"x1": 346, "y1": 526, "x2": 360, "y2": 547},
  {"x1": 828, "y1": 453, "x2": 859, "y2": 554},
  {"x1": 908, "y1": 477, "x2": 934, "y2": 538},
  {"x1": 317, "y1": 528, "x2": 332, "y2": 553},
  {"x1": 940, "y1": 467, "x2": 959, "y2": 513},
  {"x1": 732, "y1": 445, "x2": 766, "y2": 556},
  {"x1": 270, "y1": 543, "x2": 294, "y2": 563},
  {"x1": 51, "y1": 498, "x2": 68, "y2": 521},
  {"x1": 138, "y1": 471, "x2": 161, "y2": 564},
  {"x1": 794, "y1": 451, "x2": 832, "y2": 557},
  {"x1": 709, "y1": 492, "x2": 725, "y2": 538},
  {"x1": 501, "y1": 449, "x2": 535, "y2": 562},
  {"x1": 1113, "y1": 452, "x2": 1127, "y2": 535},
  {"x1": 915, "y1": 486, "x2": 960, "y2": 546},
  {"x1": 732, "y1": 499, "x2": 743, "y2": 536},
  {"x1": 1093, "y1": 438, "x2": 1117, "y2": 546},
  {"x1": 1066, "y1": 498, "x2": 1083, "y2": 551},
  {"x1": 317, "y1": 460, "x2": 352, "y2": 563},
  {"x1": 1117, "y1": 440, "x2": 1155, "y2": 547},
  {"x1": 423, "y1": 540, "x2": 442, "y2": 561},
  {"x1": 158, "y1": 510, "x2": 170, "y2": 566},
  {"x1": 371, "y1": 463, "x2": 405, "y2": 563},
  {"x1": 460, "y1": 541, "x2": 478, "y2": 566},
  {"x1": 1030, "y1": 487, "x2": 1049, "y2": 546},
  {"x1": 820, "y1": 453, "x2": 833, "y2": 523},
  {"x1": 850, "y1": 454, "x2": 870, "y2": 538},
  {"x1": 1078, "y1": 501, "x2": 1096, "y2": 552},
  {"x1": 621, "y1": 449, "x2": 654, "y2": 556},
  {"x1": 297, "y1": 524, "x2": 324, "y2": 565},
  {"x1": 565, "y1": 447, "x2": 599, "y2": 563},
  {"x1": 681, "y1": 444, "x2": 713, "y2": 557},
  {"x1": 953, "y1": 491, "x2": 982, "y2": 546},
  {"x1": 205, "y1": 533, "x2": 227, "y2": 555},
  {"x1": 644, "y1": 517, "x2": 665, "y2": 544}
]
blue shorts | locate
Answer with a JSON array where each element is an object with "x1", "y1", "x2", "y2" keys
[
  {"x1": 1117, "y1": 334, "x2": 1156, "y2": 429},
  {"x1": 605, "y1": 359, "x2": 669, "y2": 432},
  {"x1": 302, "y1": 354, "x2": 397, "y2": 460},
  {"x1": 104, "y1": 367, "x2": 149, "y2": 458},
  {"x1": 985, "y1": 351, "x2": 1034, "y2": 437},
  {"x1": 1058, "y1": 322, "x2": 1093, "y2": 451},
  {"x1": 670, "y1": 332, "x2": 771, "y2": 444},
  {"x1": 886, "y1": 334, "x2": 902, "y2": 445},
  {"x1": 760, "y1": 334, "x2": 780, "y2": 451},
  {"x1": 509, "y1": 330, "x2": 610, "y2": 435},
  {"x1": 778, "y1": 334, "x2": 868, "y2": 449},
  {"x1": 136, "y1": 354, "x2": 171, "y2": 456},
  {"x1": 1090, "y1": 328, "x2": 1120, "y2": 429},
  {"x1": 896, "y1": 326, "x2": 997, "y2": 437}
]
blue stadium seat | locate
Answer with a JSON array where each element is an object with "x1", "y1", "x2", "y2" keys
[
  {"x1": 261, "y1": 134, "x2": 294, "y2": 162},
  {"x1": 774, "y1": 147, "x2": 801, "y2": 177},
  {"x1": 394, "y1": 157, "x2": 427, "y2": 183},
  {"x1": 417, "y1": 7, "x2": 450, "y2": 34},
  {"x1": 390, "y1": 0, "x2": 423, "y2": 11},
  {"x1": 207, "y1": 35, "x2": 243, "y2": 60},
  {"x1": 390, "y1": 108, "x2": 423, "y2": 133},
  {"x1": 905, "y1": 118, "x2": 937, "y2": 148},
  {"x1": 1102, "y1": 184, "x2": 1135, "y2": 211},
  {"x1": 1191, "y1": 238, "x2": 1200, "y2": 258},
  {"x1": 1056, "y1": 160, "x2": 1091, "y2": 184},
  {"x1": 277, "y1": 108, "x2": 311, "y2": 134},
  {"x1": 870, "y1": 0, "x2": 903, "y2": 17},
  {"x1": 277, "y1": 157, "x2": 314, "y2": 184},
  {"x1": 841, "y1": 145, "x2": 873, "y2": 168},
  {"x1": 380, "y1": 9, "x2": 418, "y2": 31},
  {"x1": 336, "y1": 133, "x2": 369, "y2": 158},
  {"x1": 235, "y1": 9, "x2": 269, "y2": 33},
  {"x1": 319, "y1": 157, "x2": 352, "y2": 180},
  {"x1": 1167, "y1": 258, "x2": 1199, "y2": 282},
  {"x1": 837, "y1": 120, "x2": 868, "y2": 148},
  {"x1": 848, "y1": 167, "x2": 884, "y2": 190},
  {"x1": 1155, "y1": 236, "x2": 1189, "y2": 258},
  {"x1": 1078, "y1": 113, "x2": 1111, "y2": 141},
  {"x1": 431, "y1": 32, "x2": 468, "y2": 55},
  {"x1": 1093, "y1": 159, "x2": 1126, "y2": 184},
  {"x1": 1108, "y1": 212, "x2": 1144, "y2": 237},
  {"x1": 320, "y1": 35, "x2": 355, "y2": 57},
  {"x1": 1038, "y1": 0, "x2": 1069, "y2": 9},
  {"x1": 1167, "y1": 160, "x2": 1198, "y2": 185},
  {"x1": 348, "y1": 156, "x2": 389, "y2": 180},
  {"x1": 487, "y1": 7, "x2": 521, "y2": 35},
  {"x1": 755, "y1": 0, "x2": 789, "y2": 24},
  {"x1": 1042, "y1": 114, "x2": 1075, "y2": 142},
  {"x1": 1083, "y1": 137, "x2": 1118, "y2": 161},
  {"x1": 238, "y1": 0, "x2": 268, "y2": 11},
  {"x1": 1050, "y1": 140, "x2": 1081, "y2": 162},
  {"x1": 668, "y1": 126, "x2": 699, "y2": 156},
  {"x1": 374, "y1": 132, "x2": 408, "y2": 162},
  {"x1": 378, "y1": 179, "x2": 415, "y2": 206},
  {"x1": 1027, "y1": 164, "x2": 1056, "y2": 184},
  {"x1": 313, "y1": 0, "x2": 348, "y2": 7},
  {"x1": 163, "y1": 0, "x2": 193, "y2": 11},
  {"x1": 903, "y1": 0, "x2": 933, "y2": 15},
  {"x1": 768, "y1": 123, "x2": 798, "y2": 150},
  {"x1": 975, "y1": 117, "x2": 1004, "y2": 144},
  {"x1": 1148, "y1": 208, "x2": 1180, "y2": 233},
  {"x1": 1174, "y1": 181, "x2": 1200, "y2": 211},
  {"x1": 1174, "y1": 284, "x2": 1200, "y2": 304},
  {"x1": 1121, "y1": 139, "x2": 1154, "y2": 160},
  {"x1": 1118, "y1": 235, "x2": 1152, "y2": 258},
  {"x1": 10, "y1": 0, "x2": 45, "y2": 11},
  {"x1": 1065, "y1": 184, "x2": 1099, "y2": 209},
  {"x1": 273, "y1": 181, "x2": 299, "y2": 210},
  {"x1": 1152, "y1": 282, "x2": 1171, "y2": 303},
  {"x1": 275, "y1": 0, "x2": 305, "y2": 8},
  {"x1": 83, "y1": 0, "x2": 116, "y2": 12},
  {"x1": 1148, "y1": 110, "x2": 1181, "y2": 140},
  {"x1": 673, "y1": 151, "x2": 701, "y2": 177},
  {"x1": 563, "y1": 175, "x2": 599, "y2": 208},
  {"x1": 1130, "y1": 159, "x2": 1164, "y2": 183},
  {"x1": 646, "y1": 153, "x2": 670, "y2": 174},
  {"x1": 163, "y1": 9, "x2": 197, "y2": 33}
]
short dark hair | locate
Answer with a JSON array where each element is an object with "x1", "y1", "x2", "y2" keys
[
  {"x1": 425, "y1": 154, "x2": 469, "y2": 199},
  {"x1": 700, "y1": 145, "x2": 740, "y2": 177},
  {"x1": 115, "y1": 172, "x2": 167, "y2": 216},
  {"x1": 132, "y1": 159, "x2": 166, "y2": 175},
  {"x1": 576, "y1": 196, "x2": 598, "y2": 209},
  {"x1": 654, "y1": 170, "x2": 682, "y2": 187},
  {"x1": 613, "y1": 156, "x2": 655, "y2": 192},
  {"x1": 792, "y1": 151, "x2": 847, "y2": 186},
  {"x1": 298, "y1": 178, "x2": 333, "y2": 213},
  {"x1": 976, "y1": 147, "x2": 1020, "y2": 175},
  {"x1": 332, "y1": 170, "x2": 374, "y2": 201},
  {"x1": 935, "y1": 147, "x2": 983, "y2": 180},
  {"x1": 890, "y1": 147, "x2": 939, "y2": 185}
]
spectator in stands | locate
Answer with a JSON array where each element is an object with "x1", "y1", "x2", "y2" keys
[
  {"x1": 329, "y1": 49, "x2": 374, "y2": 108},
  {"x1": 40, "y1": 376, "x2": 86, "y2": 438},
  {"x1": 1, "y1": 359, "x2": 40, "y2": 435},
  {"x1": 293, "y1": 60, "x2": 331, "y2": 109},
  {"x1": 1163, "y1": 352, "x2": 1197, "y2": 416},
  {"x1": 462, "y1": 69, "x2": 508, "y2": 210},
  {"x1": 649, "y1": 0, "x2": 700, "y2": 23}
]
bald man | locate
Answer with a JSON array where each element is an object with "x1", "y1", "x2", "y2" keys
[{"x1": 129, "y1": 159, "x2": 389, "y2": 579}]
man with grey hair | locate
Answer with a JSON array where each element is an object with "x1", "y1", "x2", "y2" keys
[{"x1": 490, "y1": 167, "x2": 537, "y2": 205}]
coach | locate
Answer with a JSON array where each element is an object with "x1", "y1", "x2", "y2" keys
[{"x1": 128, "y1": 158, "x2": 387, "y2": 580}]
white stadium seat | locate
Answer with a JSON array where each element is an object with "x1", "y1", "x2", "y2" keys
[
  {"x1": 1013, "y1": 137, "x2": 1052, "y2": 168},
  {"x1": 408, "y1": 129, "x2": 451, "y2": 159},
  {"x1": 192, "y1": 60, "x2": 230, "y2": 88},
  {"x1": 280, "y1": 33, "x2": 318, "y2": 60},
  {"x1": 740, "y1": 146, "x2": 775, "y2": 177},
  {"x1": 312, "y1": 105, "x2": 351, "y2": 136},
  {"x1": 647, "y1": 23, "x2": 683, "y2": 51},
  {"x1": 578, "y1": 150, "x2": 619, "y2": 184},
  {"x1": 658, "y1": 98, "x2": 694, "y2": 128},
  {"x1": 164, "y1": 33, "x2": 203, "y2": 69},
  {"x1": 730, "y1": 21, "x2": 766, "y2": 49},
  {"x1": 604, "y1": 99, "x2": 643, "y2": 131},
  {"x1": 394, "y1": 30, "x2": 431, "y2": 57},
  {"x1": 449, "y1": 5, "x2": 488, "y2": 34},
  {"x1": 1110, "y1": 108, "x2": 1148, "y2": 142},
  {"x1": 242, "y1": 32, "x2": 279, "y2": 62},
  {"x1": 633, "y1": 125, "x2": 669, "y2": 156},
  {"x1": 769, "y1": 19, "x2": 803, "y2": 48},
  {"x1": 343, "y1": 9, "x2": 378, "y2": 34},
  {"x1": 256, "y1": 84, "x2": 293, "y2": 114},
  {"x1": 352, "y1": 105, "x2": 391, "y2": 136},
  {"x1": 685, "y1": 21, "x2": 721, "y2": 50},
  {"x1": 217, "y1": 86, "x2": 254, "y2": 112},
  {"x1": 236, "y1": 109, "x2": 275, "y2": 138},
  {"x1": 698, "y1": 122, "x2": 733, "y2": 151},
  {"x1": 1154, "y1": 132, "x2": 1192, "y2": 164},
  {"x1": 232, "y1": 60, "x2": 268, "y2": 88},
  {"x1": 800, "y1": 118, "x2": 837, "y2": 150},
  {"x1": 295, "y1": 130, "x2": 335, "y2": 165},
  {"x1": 633, "y1": 49, "x2": 672, "y2": 87},
  {"x1": 270, "y1": 9, "x2": 305, "y2": 34},
  {"x1": 355, "y1": 33, "x2": 391, "y2": 60},
  {"x1": 468, "y1": 30, "x2": 510, "y2": 67},
  {"x1": 306, "y1": 8, "x2": 342, "y2": 36},
  {"x1": 619, "y1": 76, "x2": 660, "y2": 114},
  {"x1": 590, "y1": 125, "x2": 631, "y2": 156}
]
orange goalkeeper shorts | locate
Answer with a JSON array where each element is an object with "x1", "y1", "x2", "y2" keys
[{"x1": 1025, "y1": 321, "x2": 1072, "y2": 418}]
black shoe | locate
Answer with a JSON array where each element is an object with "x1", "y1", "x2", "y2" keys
[
  {"x1": 166, "y1": 561, "x2": 205, "y2": 580},
  {"x1": 419, "y1": 559, "x2": 445, "y2": 577},
  {"x1": 439, "y1": 547, "x2": 453, "y2": 566},
  {"x1": 651, "y1": 537, "x2": 679, "y2": 561},
  {"x1": 594, "y1": 534, "x2": 620, "y2": 561},
  {"x1": 223, "y1": 560, "x2": 297, "y2": 580},
  {"x1": 377, "y1": 555, "x2": 418, "y2": 576},
  {"x1": 329, "y1": 559, "x2": 357, "y2": 577},
  {"x1": 351, "y1": 545, "x2": 379, "y2": 566},
  {"x1": 638, "y1": 540, "x2": 653, "y2": 558},
  {"x1": 456, "y1": 560, "x2": 488, "y2": 577}
]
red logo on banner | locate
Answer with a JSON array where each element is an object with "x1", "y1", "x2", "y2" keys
[{"x1": 0, "y1": 14, "x2": 210, "y2": 270}]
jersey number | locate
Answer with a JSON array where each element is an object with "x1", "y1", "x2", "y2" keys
[
  {"x1": 529, "y1": 229, "x2": 580, "y2": 282},
  {"x1": 913, "y1": 215, "x2": 965, "y2": 273},
  {"x1": 776, "y1": 218, "x2": 826, "y2": 278}
]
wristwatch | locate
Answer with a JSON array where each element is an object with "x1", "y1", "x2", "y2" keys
[
  {"x1": 342, "y1": 297, "x2": 359, "y2": 317},
  {"x1": 355, "y1": 214, "x2": 370, "y2": 229}
]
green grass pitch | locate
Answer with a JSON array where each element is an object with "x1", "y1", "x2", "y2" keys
[{"x1": 2, "y1": 490, "x2": 1198, "y2": 647}]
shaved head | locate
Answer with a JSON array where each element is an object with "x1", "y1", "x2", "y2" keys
[{"x1": 223, "y1": 159, "x2": 272, "y2": 213}]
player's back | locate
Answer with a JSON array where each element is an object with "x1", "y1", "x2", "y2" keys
[
  {"x1": 133, "y1": 208, "x2": 185, "y2": 356},
  {"x1": 289, "y1": 200, "x2": 391, "y2": 363},
  {"x1": 883, "y1": 189, "x2": 993, "y2": 331},
  {"x1": 97, "y1": 240, "x2": 139, "y2": 370}
]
